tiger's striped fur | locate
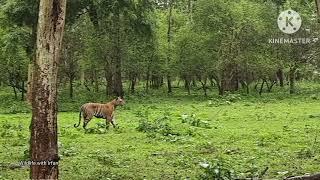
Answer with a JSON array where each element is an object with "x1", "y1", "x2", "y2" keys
[{"x1": 74, "y1": 97, "x2": 125, "y2": 129}]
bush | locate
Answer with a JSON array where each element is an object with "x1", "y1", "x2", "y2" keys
[
  {"x1": 136, "y1": 111, "x2": 180, "y2": 138},
  {"x1": 199, "y1": 158, "x2": 237, "y2": 180},
  {"x1": 180, "y1": 114, "x2": 211, "y2": 129},
  {"x1": 0, "y1": 96, "x2": 30, "y2": 114},
  {"x1": 137, "y1": 116, "x2": 176, "y2": 136}
]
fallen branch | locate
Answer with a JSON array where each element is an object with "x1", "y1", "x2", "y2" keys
[{"x1": 286, "y1": 173, "x2": 320, "y2": 180}]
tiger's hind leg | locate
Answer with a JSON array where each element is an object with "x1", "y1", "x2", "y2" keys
[
  {"x1": 82, "y1": 112, "x2": 93, "y2": 129},
  {"x1": 111, "y1": 121, "x2": 116, "y2": 128},
  {"x1": 110, "y1": 118, "x2": 117, "y2": 128},
  {"x1": 83, "y1": 118, "x2": 91, "y2": 129},
  {"x1": 106, "y1": 115, "x2": 115, "y2": 129},
  {"x1": 105, "y1": 119, "x2": 110, "y2": 129}
]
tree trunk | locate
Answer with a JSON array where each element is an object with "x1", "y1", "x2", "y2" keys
[
  {"x1": 146, "y1": 69, "x2": 150, "y2": 93},
  {"x1": 167, "y1": 77, "x2": 172, "y2": 93},
  {"x1": 199, "y1": 79, "x2": 207, "y2": 97},
  {"x1": 27, "y1": 22, "x2": 38, "y2": 104},
  {"x1": 316, "y1": 0, "x2": 320, "y2": 17},
  {"x1": 184, "y1": 77, "x2": 191, "y2": 95},
  {"x1": 80, "y1": 68, "x2": 85, "y2": 85},
  {"x1": 112, "y1": 45, "x2": 124, "y2": 97},
  {"x1": 27, "y1": 63, "x2": 34, "y2": 103},
  {"x1": 192, "y1": 78, "x2": 197, "y2": 87},
  {"x1": 93, "y1": 70, "x2": 99, "y2": 92},
  {"x1": 69, "y1": 78, "x2": 73, "y2": 99},
  {"x1": 30, "y1": 0, "x2": 66, "y2": 179},
  {"x1": 21, "y1": 81, "x2": 25, "y2": 101},
  {"x1": 240, "y1": 81, "x2": 249, "y2": 94},
  {"x1": 166, "y1": 0, "x2": 173, "y2": 94},
  {"x1": 267, "y1": 81, "x2": 276, "y2": 92},
  {"x1": 221, "y1": 64, "x2": 238, "y2": 93},
  {"x1": 105, "y1": 68, "x2": 113, "y2": 97},
  {"x1": 112, "y1": 12, "x2": 124, "y2": 97},
  {"x1": 259, "y1": 80, "x2": 265, "y2": 95},
  {"x1": 212, "y1": 76, "x2": 223, "y2": 95},
  {"x1": 289, "y1": 66, "x2": 296, "y2": 94},
  {"x1": 12, "y1": 86, "x2": 17, "y2": 100},
  {"x1": 113, "y1": 61, "x2": 124, "y2": 97},
  {"x1": 131, "y1": 76, "x2": 136, "y2": 94},
  {"x1": 218, "y1": 82, "x2": 223, "y2": 96},
  {"x1": 277, "y1": 69, "x2": 284, "y2": 87}
]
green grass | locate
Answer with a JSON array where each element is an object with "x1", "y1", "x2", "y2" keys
[{"x1": 1, "y1": 82, "x2": 320, "y2": 179}]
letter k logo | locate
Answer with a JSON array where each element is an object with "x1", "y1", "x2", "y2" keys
[
  {"x1": 277, "y1": 9, "x2": 302, "y2": 34},
  {"x1": 286, "y1": 17, "x2": 294, "y2": 27}
]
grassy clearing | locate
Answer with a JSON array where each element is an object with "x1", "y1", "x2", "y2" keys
[{"x1": 1, "y1": 83, "x2": 320, "y2": 179}]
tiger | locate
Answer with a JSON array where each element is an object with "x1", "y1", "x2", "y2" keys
[{"x1": 74, "y1": 97, "x2": 125, "y2": 129}]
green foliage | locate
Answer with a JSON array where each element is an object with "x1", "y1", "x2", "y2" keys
[
  {"x1": 61, "y1": 146, "x2": 79, "y2": 157},
  {"x1": 180, "y1": 114, "x2": 211, "y2": 129},
  {"x1": 1, "y1": 84, "x2": 320, "y2": 178},
  {"x1": 136, "y1": 111, "x2": 176, "y2": 136},
  {"x1": 1, "y1": 0, "x2": 319, "y2": 98},
  {"x1": 297, "y1": 147, "x2": 314, "y2": 159},
  {"x1": 84, "y1": 122, "x2": 110, "y2": 134},
  {"x1": 2, "y1": 0, "x2": 320, "y2": 179},
  {"x1": 199, "y1": 158, "x2": 237, "y2": 180},
  {"x1": 0, "y1": 120, "x2": 24, "y2": 138},
  {"x1": 0, "y1": 0, "x2": 38, "y2": 27},
  {"x1": 0, "y1": 27, "x2": 29, "y2": 85},
  {"x1": 0, "y1": 119, "x2": 27, "y2": 151}
]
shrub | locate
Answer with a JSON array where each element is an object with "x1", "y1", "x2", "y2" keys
[
  {"x1": 136, "y1": 112, "x2": 179, "y2": 138},
  {"x1": 136, "y1": 116, "x2": 175, "y2": 136},
  {"x1": 199, "y1": 158, "x2": 237, "y2": 180},
  {"x1": 180, "y1": 114, "x2": 211, "y2": 129}
]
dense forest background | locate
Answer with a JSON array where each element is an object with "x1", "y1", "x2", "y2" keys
[
  {"x1": 0, "y1": 0, "x2": 319, "y2": 100},
  {"x1": 1, "y1": 0, "x2": 320, "y2": 179}
]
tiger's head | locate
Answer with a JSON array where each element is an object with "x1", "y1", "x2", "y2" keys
[{"x1": 114, "y1": 97, "x2": 125, "y2": 106}]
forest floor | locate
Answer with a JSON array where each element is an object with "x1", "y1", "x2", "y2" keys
[{"x1": 0, "y1": 82, "x2": 320, "y2": 179}]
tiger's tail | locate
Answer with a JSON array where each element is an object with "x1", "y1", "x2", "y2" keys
[{"x1": 74, "y1": 108, "x2": 82, "y2": 128}]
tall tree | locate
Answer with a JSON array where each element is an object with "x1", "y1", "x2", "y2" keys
[
  {"x1": 0, "y1": 0, "x2": 39, "y2": 102},
  {"x1": 30, "y1": 0, "x2": 66, "y2": 179},
  {"x1": 316, "y1": 0, "x2": 320, "y2": 17},
  {"x1": 167, "y1": 0, "x2": 174, "y2": 93},
  {"x1": 60, "y1": 26, "x2": 83, "y2": 99}
]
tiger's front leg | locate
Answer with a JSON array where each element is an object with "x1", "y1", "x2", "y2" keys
[
  {"x1": 106, "y1": 115, "x2": 116, "y2": 128},
  {"x1": 104, "y1": 119, "x2": 110, "y2": 129},
  {"x1": 104, "y1": 115, "x2": 112, "y2": 129},
  {"x1": 111, "y1": 118, "x2": 116, "y2": 128}
]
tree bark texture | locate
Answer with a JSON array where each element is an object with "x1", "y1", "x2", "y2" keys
[{"x1": 30, "y1": 0, "x2": 66, "y2": 179}]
